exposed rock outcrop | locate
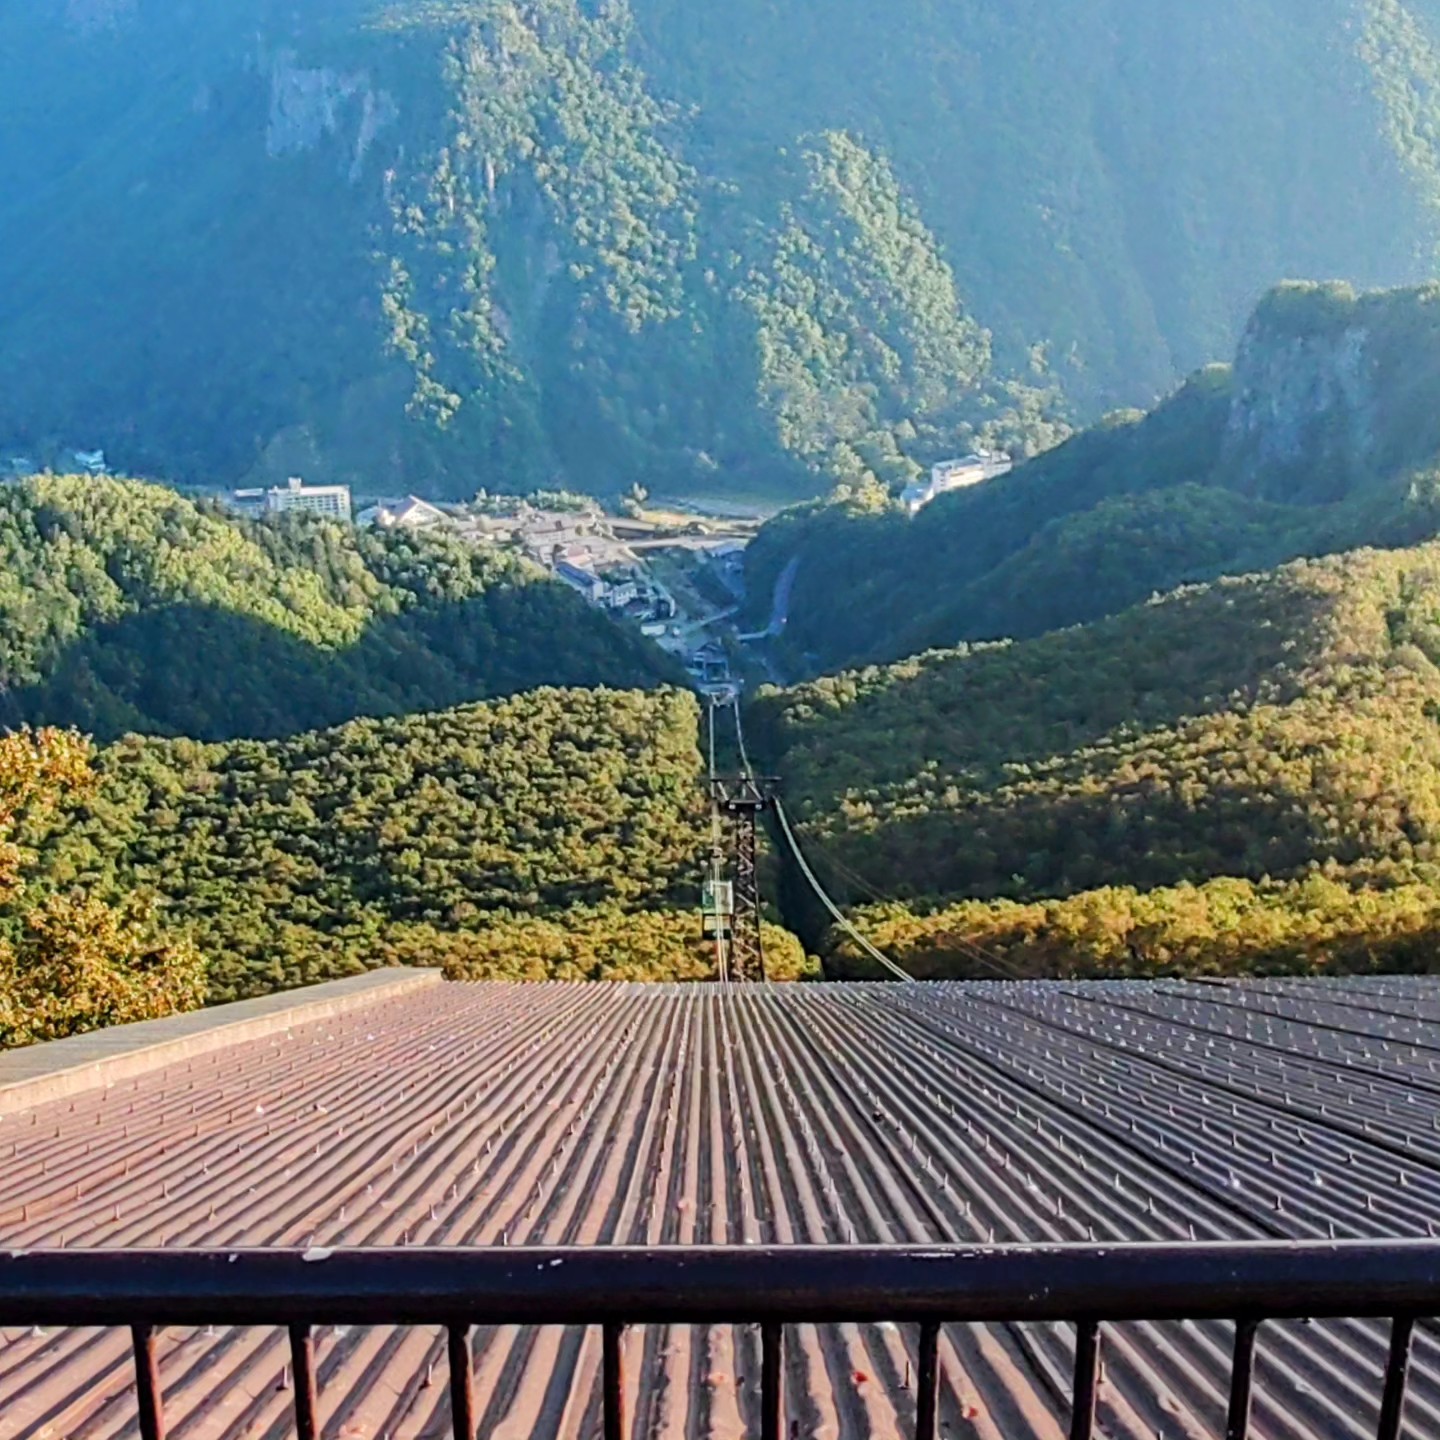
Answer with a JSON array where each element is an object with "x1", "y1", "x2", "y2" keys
[
  {"x1": 1222, "y1": 281, "x2": 1440, "y2": 502},
  {"x1": 266, "y1": 49, "x2": 398, "y2": 181}
]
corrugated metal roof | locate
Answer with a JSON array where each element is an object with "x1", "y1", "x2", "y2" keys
[{"x1": 1, "y1": 979, "x2": 1439, "y2": 1439}]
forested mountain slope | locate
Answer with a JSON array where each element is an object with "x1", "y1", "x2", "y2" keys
[
  {"x1": 0, "y1": 475, "x2": 676, "y2": 741},
  {"x1": 751, "y1": 544, "x2": 1440, "y2": 978},
  {"x1": 18, "y1": 687, "x2": 809, "y2": 1000},
  {"x1": 746, "y1": 281, "x2": 1440, "y2": 675},
  {"x1": 5, "y1": 0, "x2": 1440, "y2": 497}
]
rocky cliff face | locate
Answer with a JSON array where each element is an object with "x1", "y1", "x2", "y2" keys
[
  {"x1": 55, "y1": 4, "x2": 399, "y2": 182},
  {"x1": 1221, "y1": 281, "x2": 1440, "y2": 502},
  {"x1": 265, "y1": 49, "x2": 399, "y2": 180},
  {"x1": 1222, "y1": 285, "x2": 1380, "y2": 501}
]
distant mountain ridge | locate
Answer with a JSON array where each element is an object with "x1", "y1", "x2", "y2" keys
[
  {"x1": 744, "y1": 280, "x2": 1440, "y2": 675},
  {"x1": 4, "y1": 0, "x2": 1440, "y2": 498}
]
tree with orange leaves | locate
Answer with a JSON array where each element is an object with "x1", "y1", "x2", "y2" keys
[{"x1": 0, "y1": 728, "x2": 205, "y2": 1049}]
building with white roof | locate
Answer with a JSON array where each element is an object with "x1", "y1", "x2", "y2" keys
[
  {"x1": 901, "y1": 450, "x2": 1013, "y2": 514},
  {"x1": 357, "y1": 496, "x2": 447, "y2": 530},
  {"x1": 232, "y1": 477, "x2": 353, "y2": 522}
]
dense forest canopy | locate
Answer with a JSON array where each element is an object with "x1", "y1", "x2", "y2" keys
[
  {"x1": 12, "y1": 3, "x2": 1440, "y2": 1025},
  {"x1": 744, "y1": 281, "x2": 1440, "y2": 676},
  {"x1": 4, "y1": 0, "x2": 1440, "y2": 497},
  {"x1": 751, "y1": 544, "x2": 1440, "y2": 979},
  {"x1": 0, "y1": 475, "x2": 677, "y2": 741},
  {"x1": 16, "y1": 686, "x2": 811, "y2": 1001}
]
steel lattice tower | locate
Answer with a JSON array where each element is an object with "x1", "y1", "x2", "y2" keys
[{"x1": 712, "y1": 776, "x2": 778, "y2": 982}]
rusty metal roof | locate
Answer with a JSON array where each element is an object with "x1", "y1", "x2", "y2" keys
[{"x1": 1, "y1": 978, "x2": 1438, "y2": 1440}]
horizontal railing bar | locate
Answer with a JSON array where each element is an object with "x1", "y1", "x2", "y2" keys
[{"x1": 2, "y1": 1243, "x2": 1440, "y2": 1328}]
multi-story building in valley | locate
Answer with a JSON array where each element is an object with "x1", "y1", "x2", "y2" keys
[{"x1": 231, "y1": 476, "x2": 353, "y2": 522}]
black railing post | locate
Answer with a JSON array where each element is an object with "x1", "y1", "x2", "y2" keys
[
  {"x1": 289, "y1": 1324, "x2": 320, "y2": 1440},
  {"x1": 131, "y1": 1323, "x2": 166, "y2": 1440},
  {"x1": 1224, "y1": 1318, "x2": 1259, "y2": 1440},
  {"x1": 603, "y1": 1322, "x2": 626, "y2": 1440},
  {"x1": 762, "y1": 1322, "x2": 783, "y2": 1440},
  {"x1": 915, "y1": 1321, "x2": 940, "y2": 1440},
  {"x1": 1377, "y1": 1315, "x2": 1415, "y2": 1440},
  {"x1": 449, "y1": 1325, "x2": 476, "y2": 1440},
  {"x1": 1069, "y1": 1320, "x2": 1100, "y2": 1440}
]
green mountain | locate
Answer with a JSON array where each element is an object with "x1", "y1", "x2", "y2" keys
[
  {"x1": 0, "y1": 474, "x2": 677, "y2": 741},
  {"x1": 751, "y1": 541, "x2": 1440, "y2": 978},
  {"x1": 5, "y1": 1, "x2": 1440, "y2": 498},
  {"x1": 744, "y1": 280, "x2": 1440, "y2": 675},
  {"x1": 18, "y1": 685, "x2": 809, "y2": 1000}
]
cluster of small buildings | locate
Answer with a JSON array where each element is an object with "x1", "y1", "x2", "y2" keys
[
  {"x1": 355, "y1": 495, "x2": 449, "y2": 531},
  {"x1": 686, "y1": 639, "x2": 734, "y2": 698},
  {"x1": 900, "y1": 450, "x2": 1013, "y2": 514},
  {"x1": 494, "y1": 504, "x2": 678, "y2": 623},
  {"x1": 252, "y1": 483, "x2": 688, "y2": 633},
  {"x1": 555, "y1": 560, "x2": 678, "y2": 621},
  {"x1": 517, "y1": 507, "x2": 605, "y2": 566},
  {"x1": 10, "y1": 450, "x2": 741, "y2": 667},
  {"x1": 351, "y1": 494, "x2": 515, "y2": 547},
  {"x1": 2, "y1": 448, "x2": 108, "y2": 481}
]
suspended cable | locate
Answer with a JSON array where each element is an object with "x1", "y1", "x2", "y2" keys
[
  {"x1": 730, "y1": 694, "x2": 1006, "y2": 985},
  {"x1": 737, "y1": 694, "x2": 908, "y2": 980},
  {"x1": 804, "y1": 824, "x2": 1023, "y2": 982},
  {"x1": 732, "y1": 697, "x2": 754, "y2": 780},
  {"x1": 772, "y1": 799, "x2": 914, "y2": 982}
]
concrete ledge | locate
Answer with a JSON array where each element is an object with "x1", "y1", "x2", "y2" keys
[{"x1": 0, "y1": 968, "x2": 443, "y2": 1114}]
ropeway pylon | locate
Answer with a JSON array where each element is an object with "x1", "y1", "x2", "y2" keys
[{"x1": 710, "y1": 775, "x2": 779, "y2": 981}]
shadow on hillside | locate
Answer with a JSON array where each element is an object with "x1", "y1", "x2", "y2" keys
[
  {"x1": 757, "y1": 576, "x2": 1336, "y2": 819},
  {"x1": 4, "y1": 591, "x2": 679, "y2": 743},
  {"x1": 809, "y1": 776, "x2": 1360, "y2": 909}
]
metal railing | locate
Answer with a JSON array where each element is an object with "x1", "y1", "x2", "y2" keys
[{"x1": 1, "y1": 1241, "x2": 1438, "y2": 1440}]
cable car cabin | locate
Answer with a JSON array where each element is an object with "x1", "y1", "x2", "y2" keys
[{"x1": 702, "y1": 878, "x2": 734, "y2": 940}]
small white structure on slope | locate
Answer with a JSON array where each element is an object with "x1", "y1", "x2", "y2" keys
[
  {"x1": 72, "y1": 449, "x2": 109, "y2": 477},
  {"x1": 357, "y1": 495, "x2": 447, "y2": 531},
  {"x1": 901, "y1": 450, "x2": 1013, "y2": 514}
]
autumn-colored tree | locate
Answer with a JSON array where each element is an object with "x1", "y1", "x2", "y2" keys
[
  {"x1": 0, "y1": 728, "x2": 205, "y2": 1049},
  {"x1": 0, "y1": 728, "x2": 90, "y2": 903},
  {"x1": 0, "y1": 895, "x2": 207, "y2": 1049}
]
